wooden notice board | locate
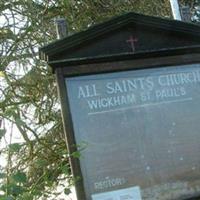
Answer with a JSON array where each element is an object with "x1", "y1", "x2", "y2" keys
[{"x1": 40, "y1": 12, "x2": 200, "y2": 200}]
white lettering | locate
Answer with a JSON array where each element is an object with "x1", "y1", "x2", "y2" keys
[
  {"x1": 87, "y1": 94, "x2": 136, "y2": 110},
  {"x1": 78, "y1": 86, "x2": 86, "y2": 98}
]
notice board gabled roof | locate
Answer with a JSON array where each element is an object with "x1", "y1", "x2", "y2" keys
[{"x1": 40, "y1": 12, "x2": 200, "y2": 70}]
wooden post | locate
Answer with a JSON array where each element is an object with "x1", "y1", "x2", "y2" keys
[{"x1": 55, "y1": 18, "x2": 68, "y2": 39}]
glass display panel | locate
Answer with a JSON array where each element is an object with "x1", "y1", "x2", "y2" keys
[{"x1": 66, "y1": 64, "x2": 200, "y2": 200}]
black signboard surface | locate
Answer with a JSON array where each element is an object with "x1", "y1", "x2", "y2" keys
[{"x1": 66, "y1": 63, "x2": 200, "y2": 200}]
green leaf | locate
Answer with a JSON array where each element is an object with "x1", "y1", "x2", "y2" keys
[
  {"x1": 12, "y1": 171, "x2": 27, "y2": 183},
  {"x1": 5, "y1": 197, "x2": 14, "y2": 200},
  {"x1": 9, "y1": 143, "x2": 22, "y2": 153},
  {"x1": 9, "y1": 184, "x2": 24, "y2": 196},
  {"x1": 0, "y1": 129, "x2": 6, "y2": 140},
  {"x1": 35, "y1": 159, "x2": 48, "y2": 167},
  {"x1": 0, "y1": 173, "x2": 6, "y2": 179},
  {"x1": 15, "y1": 118, "x2": 26, "y2": 126},
  {"x1": 0, "y1": 71, "x2": 5, "y2": 77},
  {"x1": 64, "y1": 188, "x2": 71, "y2": 195},
  {"x1": 4, "y1": 107, "x2": 16, "y2": 118},
  {"x1": 20, "y1": 192, "x2": 34, "y2": 200},
  {"x1": 0, "y1": 196, "x2": 14, "y2": 200},
  {"x1": 1, "y1": 184, "x2": 24, "y2": 196},
  {"x1": 71, "y1": 151, "x2": 81, "y2": 158},
  {"x1": 61, "y1": 165, "x2": 70, "y2": 175}
]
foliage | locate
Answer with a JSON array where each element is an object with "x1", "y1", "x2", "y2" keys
[
  {"x1": 0, "y1": 0, "x2": 199, "y2": 199},
  {"x1": 178, "y1": 0, "x2": 200, "y2": 23},
  {"x1": 190, "y1": 0, "x2": 200, "y2": 22}
]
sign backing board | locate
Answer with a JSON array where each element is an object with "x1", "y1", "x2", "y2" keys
[{"x1": 64, "y1": 63, "x2": 200, "y2": 200}]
